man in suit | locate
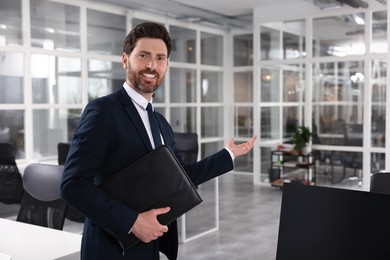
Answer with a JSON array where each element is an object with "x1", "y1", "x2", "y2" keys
[{"x1": 60, "y1": 22, "x2": 256, "y2": 260}]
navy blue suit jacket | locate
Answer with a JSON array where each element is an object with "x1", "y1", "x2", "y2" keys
[{"x1": 60, "y1": 87, "x2": 233, "y2": 260}]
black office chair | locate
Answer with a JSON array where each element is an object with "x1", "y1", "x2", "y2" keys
[
  {"x1": 0, "y1": 142, "x2": 23, "y2": 204},
  {"x1": 57, "y1": 142, "x2": 85, "y2": 223},
  {"x1": 16, "y1": 163, "x2": 68, "y2": 230},
  {"x1": 342, "y1": 124, "x2": 363, "y2": 183},
  {"x1": 57, "y1": 142, "x2": 71, "y2": 165},
  {"x1": 173, "y1": 132, "x2": 199, "y2": 164},
  {"x1": 370, "y1": 171, "x2": 390, "y2": 194}
]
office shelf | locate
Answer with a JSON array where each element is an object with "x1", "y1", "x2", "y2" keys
[{"x1": 270, "y1": 150, "x2": 316, "y2": 188}]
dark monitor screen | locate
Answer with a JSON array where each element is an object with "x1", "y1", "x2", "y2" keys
[{"x1": 276, "y1": 183, "x2": 390, "y2": 260}]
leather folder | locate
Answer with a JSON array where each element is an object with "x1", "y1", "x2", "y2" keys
[{"x1": 99, "y1": 145, "x2": 202, "y2": 250}]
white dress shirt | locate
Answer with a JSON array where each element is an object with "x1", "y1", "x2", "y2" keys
[{"x1": 122, "y1": 83, "x2": 163, "y2": 149}]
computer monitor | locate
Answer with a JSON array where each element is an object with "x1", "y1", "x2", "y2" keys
[{"x1": 276, "y1": 183, "x2": 390, "y2": 260}]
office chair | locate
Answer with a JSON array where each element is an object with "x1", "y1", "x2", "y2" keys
[
  {"x1": 327, "y1": 124, "x2": 363, "y2": 184},
  {"x1": 57, "y1": 142, "x2": 85, "y2": 223},
  {"x1": 370, "y1": 171, "x2": 390, "y2": 194},
  {"x1": 57, "y1": 142, "x2": 71, "y2": 165},
  {"x1": 341, "y1": 124, "x2": 363, "y2": 184},
  {"x1": 16, "y1": 163, "x2": 68, "y2": 230},
  {"x1": 0, "y1": 142, "x2": 23, "y2": 204},
  {"x1": 173, "y1": 132, "x2": 199, "y2": 164}
]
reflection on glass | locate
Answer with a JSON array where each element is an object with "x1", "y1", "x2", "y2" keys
[
  {"x1": 261, "y1": 107, "x2": 279, "y2": 140},
  {"x1": 170, "y1": 26, "x2": 196, "y2": 63},
  {"x1": 371, "y1": 152, "x2": 385, "y2": 173},
  {"x1": 329, "y1": 151, "x2": 362, "y2": 184},
  {"x1": 0, "y1": 110, "x2": 24, "y2": 159},
  {"x1": 201, "y1": 107, "x2": 223, "y2": 138},
  {"x1": 201, "y1": 141, "x2": 223, "y2": 158},
  {"x1": 33, "y1": 109, "x2": 80, "y2": 159},
  {"x1": 88, "y1": 60, "x2": 123, "y2": 101},
  {"x1": 30, "y1": 0, "x2": 80, "y2": 51},
  {"x1": 372, "y1": 60, "x2": 386, "y2": 148},
  {"x1": 261, "y1": 20, "x2": 306, "y2": 60},
  {"x1": 235, "y1": 152, "x2": 254, "y2": 173},
  {"x1": 184, "y1": 177, "x2": 216, "y2": 238},
  {"x1": 170, "y1": 68, "x2": 196, "y2": 103},
  {"x1": 31, "y1": 55, "x2": 82, "y2": 104},
  {"x1": 201, "y1": 71, "x2": 223, "y2": 103},
  {"x1": 66, "y1": 109, "x2": 81, "y2": 142},
  {"x1": 87, "y1": 10, "x2": 126, "y2": 55},
  {"x1": 313, "y1": 14, "x2": 365, "y2": 57},
  {"x1": 201, "y1": 32, "x2": 223, "y2": 66},
  {"x1": 284, "y1": 32, "x2": 302, "y2": 59},
  {"x1": 0, "y1": 52, "x2": 23, "y2": 104},
  {"x1": 372, "y1": 11, "x2": 387, "y2": 54},
  {"x1": 185, "y1": 141, "x2": 219, "y2": 238},
  {"x1": 261, "y1": 26, "x2": 281, "y2": 60},
  {"x1": 234, "y1": 34, "x2": 253, "y2": 66},
  {"x1": 234, "y1": 107, "x2": 253, "y2": 137},
  {"x1": 170, "y1": 107, "x2": 196, "y2": 133},
  {"x1": 312, "y1": 61, "x2": 364, "y2": 145},
  {"x1": 283, "y1": 106, "x2": 299, "y2": 138},
  {"x1": 261, "y1": 67, "x2": 280, "y2": 102},
  {"x1": 0, "y1": 0, "x2": 22, "y2": 46},
  {"x1": 154, "y1": 107, "x2": 165, "y2": 117},
  {"x1": 260, "y1": 146, "x2": 272, "y2": 182},
  {"x1": 234, "y1": 71, "x2": 253, "y2": 102},
  {"x1": 313, "y1": 106, "x2": 362, "y2": 146},
  {"x1": 283, "y1": 65, "x2": 305, "y2": 102},
  {"x1": 153, "y1": 82, "x2": 165, "y2": 103}
]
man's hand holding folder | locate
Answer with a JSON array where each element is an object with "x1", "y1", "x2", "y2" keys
[
  {"x1": 99, "y1": 145, "x2": 203, "y2": 250},
  {"x1": 131, "y1": 207, "x2": 170, "y2": 243}
]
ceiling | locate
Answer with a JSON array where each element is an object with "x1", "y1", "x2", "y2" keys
[{"x1": 87, "y1": 0, "x2": 384, "y2": 29}]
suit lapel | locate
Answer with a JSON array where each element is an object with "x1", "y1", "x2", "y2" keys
[
  {"x1": 155, "y1": 113, "x2": 170, "y2": 146},
  {"x1": 117, "y1": 88, "x2": 154, "y2": 152}
]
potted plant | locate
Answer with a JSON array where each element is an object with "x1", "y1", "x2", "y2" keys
[{"x1": 290, "y1": 125, "x2": 312, "y2": 155}]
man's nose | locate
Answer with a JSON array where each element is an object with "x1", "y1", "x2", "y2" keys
[{"x1": 146, "y1": 59, "x2": 157, "y2": 69}]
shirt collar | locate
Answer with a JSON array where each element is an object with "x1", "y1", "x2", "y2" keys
[{"x1": 122, "y1": 82, "x2": 153, "y2": 111}]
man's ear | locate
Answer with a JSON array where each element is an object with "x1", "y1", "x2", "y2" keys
[{"x1": 122, "y1": 53, "x2": 128, "y2": 69}]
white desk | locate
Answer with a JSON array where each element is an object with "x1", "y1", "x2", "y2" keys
[{"x1": 0, "y1": 218, "x2": 82, "y2": 260}]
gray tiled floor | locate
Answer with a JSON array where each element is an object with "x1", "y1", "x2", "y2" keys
[
  {"x1": 173, "y1": 174, "x2": 283, "y2": 260},
  {"x1": 1, "y1": 170, "x2": 361, "y2": 260}
]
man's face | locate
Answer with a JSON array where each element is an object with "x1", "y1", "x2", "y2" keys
[{"x1": 122, "y1": 38, "x2": 168, "y2": 98}]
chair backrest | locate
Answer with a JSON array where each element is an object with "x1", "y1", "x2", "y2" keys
[
  {"x1": 370, "y1": 171, "x2": 390, "y2": 194},
  {"x1": 174, "y1": 132, "x2": 199, "y2": 164},
  {"x1": 0, "y1": 142, "x2": 23, "y2": 204},
  {"x1": 57, "y1": 142, "x2": 71, "y2": 165},
  {"x1": 57, "y1": 142, "x2": 85, "y2": 223},
  {"x1": 16, "y1": 163, "x2": 67, "y2": 230},
  {"x1": 344, "y1": 124, "x2": 363, "y2": 146}
]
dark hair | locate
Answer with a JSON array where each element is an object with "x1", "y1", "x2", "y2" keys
[{"x1": 123, "y1": 22, "x2": 172, "y2": 57}]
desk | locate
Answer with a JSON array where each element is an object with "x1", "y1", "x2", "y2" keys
[{"x1": 0, "y1": 218, "x2": 81, "y2": 260}]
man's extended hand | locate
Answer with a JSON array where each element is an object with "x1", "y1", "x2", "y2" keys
[
  {"x1": 226, "y1": 135, "x2": 257, "y2": 158},
  {"x1": 131, "y1": 207, "x2": 170, "y2": 243}
]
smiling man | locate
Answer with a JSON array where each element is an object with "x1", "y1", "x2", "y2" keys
[{"x1": 61, "y1": 22, "x2": 256, "y2": 260}]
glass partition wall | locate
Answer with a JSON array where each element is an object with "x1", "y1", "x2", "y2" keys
[
  {"x1": 0, "y1": 0, "x2": 227, "y2": 244},
  {"x1": 256, "y1": 8, "x2": 388, "y2": 190},
  {"x1": 0, "y1": 0, "x2": 227, "y2": 162}
]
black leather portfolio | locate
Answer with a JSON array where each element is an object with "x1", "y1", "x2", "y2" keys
[{"x1": 99, "y1": 145, "x2": 202, "y2": 250}]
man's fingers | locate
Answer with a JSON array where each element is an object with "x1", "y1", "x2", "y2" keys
[{"x1": 154, "y1": 207, "x2": 170, "y2": 216}]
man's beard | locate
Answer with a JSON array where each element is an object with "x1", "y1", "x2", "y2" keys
[{"x1": 130, "y1": 69, "x2": 161, "y2": 94}]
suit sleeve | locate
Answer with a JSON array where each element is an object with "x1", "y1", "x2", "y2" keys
[
  {"x1": 60, "y1": 101, "x2": 138, "y2": 241},
  {"x1": 183, "y1": 149, "x2": 234, "y2": 186}
]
